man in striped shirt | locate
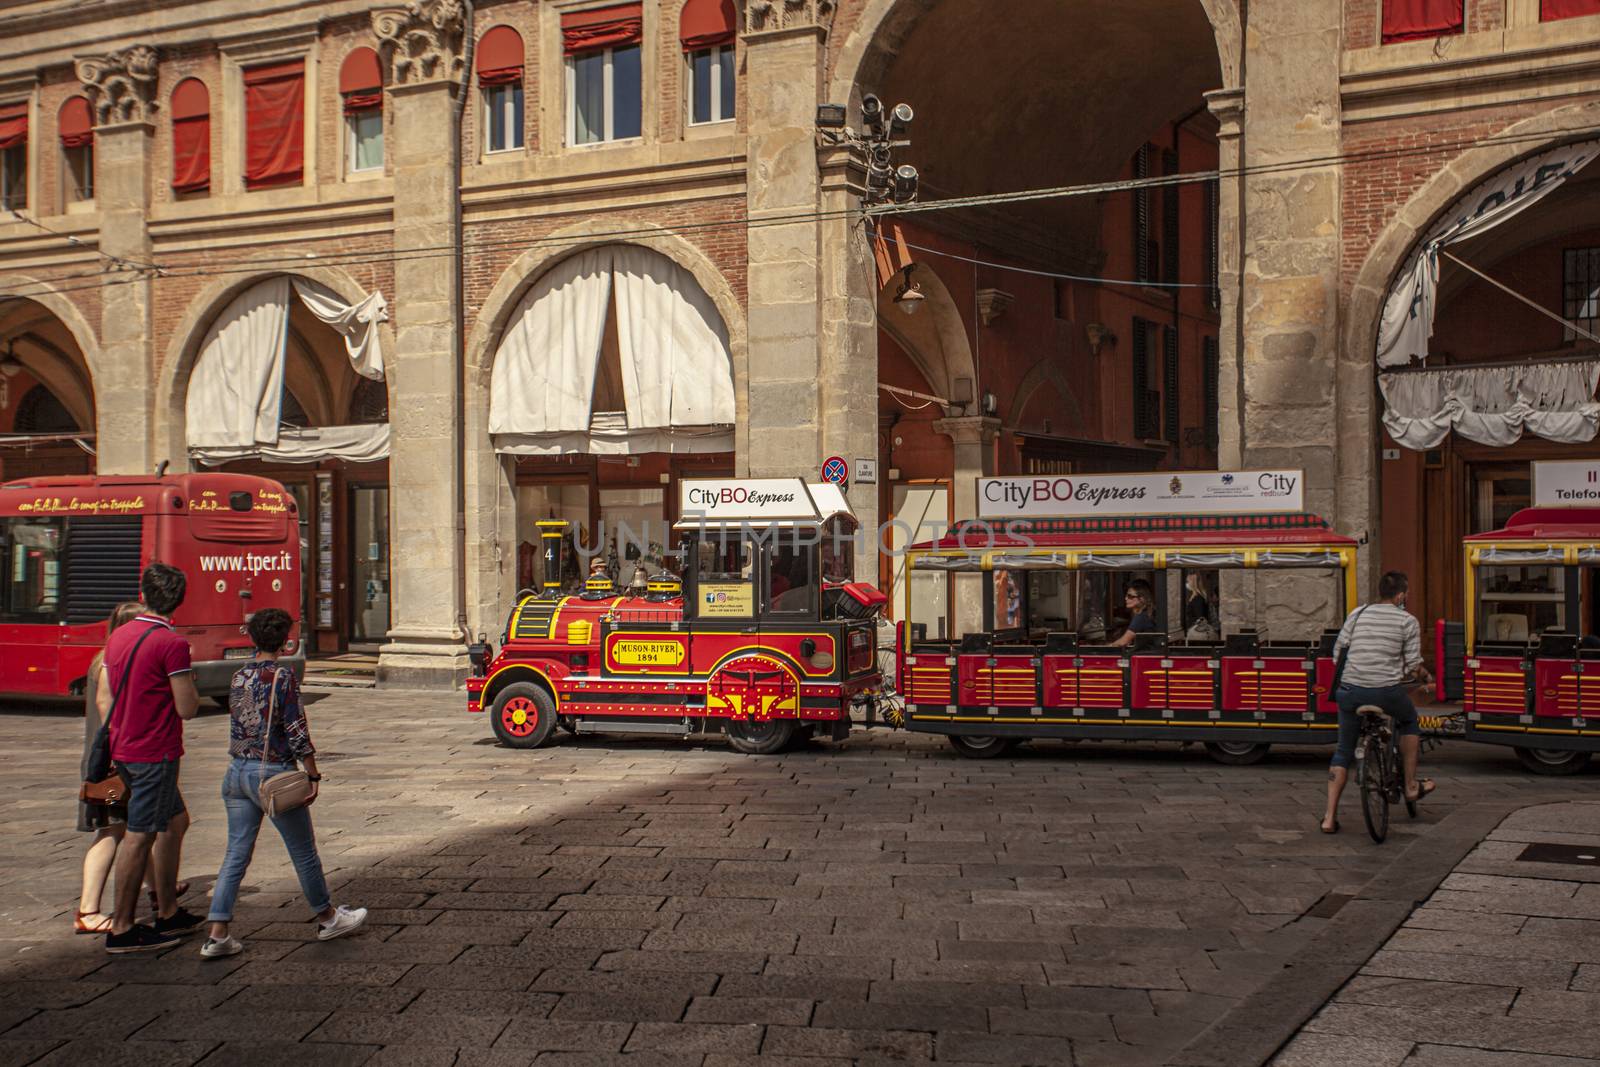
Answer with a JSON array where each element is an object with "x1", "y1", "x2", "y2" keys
[{"x1": 1320, "y1": 571, "x2": 1434, "y2": 834}]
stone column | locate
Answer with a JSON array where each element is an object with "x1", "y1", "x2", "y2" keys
[
  {"x1": 741, "y1": 3, "x2": 828, "y2": 486},
  {"x1": 1204, "y1": 87, "x2": 1243, "y2": 472},
  {"x1": 76, "y1": 48, "x2": 158, "y2": 475},
  {"x1": 1234, "y1": 0, "x2": 1345, "y2": 636},
  {"x1": 933, "y1": 415, "x2": 999, "y2": 635},
  {"x1": 372, "y1": 3, "x2": 469, "y2": 688}
]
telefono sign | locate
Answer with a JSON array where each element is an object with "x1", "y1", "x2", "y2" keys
[{"x1": 976, "y1": 470, "x2": 1304, "y2": 519}]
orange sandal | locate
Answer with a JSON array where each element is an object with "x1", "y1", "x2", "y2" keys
[{"x1": 74, "y1": 910, "x2": 113, "y2": 935}]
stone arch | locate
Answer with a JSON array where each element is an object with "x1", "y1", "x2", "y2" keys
[
  {"x1": 829, "y1": 0, "x2": 1240, "y2": 107},
  {"x1": 155, "y1": 265, "x2": 398, "y2": 469},
  {"x1": 0, "y1": 274, "x2": 103, "y2": 383},
  {"x1": 874, "y1": 261, "x2": 974, "y2": 408},
  {"x1": 1009, "y1": 357, "x2": 1085, "y2": 437}
]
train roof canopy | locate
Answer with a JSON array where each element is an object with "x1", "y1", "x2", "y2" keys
[
  {"x1": 908, "y1": 512, "x2": 1358, "y2": 553},
  {"x1": 1465, "y1": 506, "x2": 1600, "y2": 544}
]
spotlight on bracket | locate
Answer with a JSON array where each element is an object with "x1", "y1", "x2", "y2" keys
[
  {"x1": 860, "y1": 94, "x2": 885, "y2": 137},
  {"x1": 888, "y1": 102, "x2": 914, "y2": 139},
  {"x1": 892, "y1": 164, "x2": 919, "y2": 203}
]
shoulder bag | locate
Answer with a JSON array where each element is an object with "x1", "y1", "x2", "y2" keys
[
  {"x1": 1329, "y1": 605, "x2": 1371, "y2": 694},
  {"x1": 257, "y1": 668, "x2": 314, "y2": 817},
  {"x1": 80, "y1": 626, "x2": 159, "y2": 805}
]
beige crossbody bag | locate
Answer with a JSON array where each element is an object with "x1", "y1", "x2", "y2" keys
[{"x1": 258, "y1": 669, "x2": 314, "y2": 817}]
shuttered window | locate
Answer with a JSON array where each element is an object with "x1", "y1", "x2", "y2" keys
[
  {"x1": 1204, "y1": 178, "x2": 1220, "y2": 310},
  {"x1": 1203, "y1": 336, "x2": 1220, "y2": 451},
  {"x1": 1382, "y1": 0, "x2": 1463, "y2": 43},
  {"x1": 1163, "y1": 326, "x2": 1180, "y2": 445},
  {"x1": 1133, "y1": 145, "x2": 1152, "y2": 284},
  {"x1": 1132, "y1": 317, "x2": 1159, "y2": 439},
  {"x1": 1162, "y1": 148, "x2": 1180, "y2": 287}
]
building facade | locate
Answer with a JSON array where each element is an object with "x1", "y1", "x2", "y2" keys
[{"x1": 0, "y1": 0, "x2": 1597, "y2": 686}]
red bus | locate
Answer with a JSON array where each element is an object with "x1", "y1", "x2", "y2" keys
[{"x1": 0, "y1": 472, "x2": 303, "y2": 699}]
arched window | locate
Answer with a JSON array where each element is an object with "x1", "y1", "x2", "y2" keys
[
  {"x1": 58, "y1": 96, "x2": 93, "y2": 202},
  {"x1": 476, "y1": 25, "x2": 525, "y2": 153},
  {"x1": 171, "y1": 78, "x2": 210, "y2": 194},
  {"x1": 339, "y1": 47, "x2": 384, "y2": 175},
  {"x1": 349, "y1": 375, "x2": 388, "y2": 423},
  {"x1": 279, "y1": 388, "x2": 310, "y2": 429},
  {"x1": 0, "y1": 101, "x2": 27, "y2": 211},
  {"x1": 14, "y1": 384, "x2": 78, "y2": 434},
  {"x1": 681, "y1": 0, "x2": 735, "y2": 126}
]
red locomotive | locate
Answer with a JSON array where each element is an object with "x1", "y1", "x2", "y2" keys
[{"x1": 466, "y1": 478, "x2": 887, "y2": 754}]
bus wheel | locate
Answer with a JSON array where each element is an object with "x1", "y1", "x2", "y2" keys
[
  {"x1": 947, "y1": 735, "x2": 1016, "y2": 759},
  {"x1": 1515, "y1": 747, "x2": 1593, "y2": 776},
  {"x1": 725, "y1": 719, "x2": 796, "y2": 755},
  {"x1": 491, "y1": 683, "x2": 557, "y2": 750},
  {"x1": 1204, "y1": 741, "x2": 1270, "y2": 766}
]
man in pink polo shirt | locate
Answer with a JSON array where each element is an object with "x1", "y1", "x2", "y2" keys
[{"x1": 103, "y1": 562, "x2": 204, "y2": 953}]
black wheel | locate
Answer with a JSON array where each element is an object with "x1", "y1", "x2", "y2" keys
[
  {"x1": 1515, "y1": 747, "x2": 1594, "y2": 776},
  {"x1": 1204, "y1": 741, "x2": 1271, "y2": 766},
  {"x1": 490, "y1": 682, "x2": 558, "y2": 749},
  {"x1": 725, "y1": 719, "x2": 796, "y2": 755},
  {"x1": 947, "y1": 735, "x2": 1017, "y2": 759},
  {"x1": 1358, "y1": 745, "x2": 1390, "y2": 844}
]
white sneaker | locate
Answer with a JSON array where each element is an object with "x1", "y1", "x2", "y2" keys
[
  {"x1": 200, "y1": 935, "x2": 244, "y2": 959},
  {"x1": 317, "y1": 904, "x2": 368, "y2": 941}
]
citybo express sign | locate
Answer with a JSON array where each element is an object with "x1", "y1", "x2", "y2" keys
[
  {"x1": 679, "y1": 478, "x2": 818, "y2": 521},
  {"x1": 977, "y1": 470, "x2": 1304, "y2": 519}
]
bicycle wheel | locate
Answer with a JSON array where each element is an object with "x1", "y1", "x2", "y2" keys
[{"x1": 1358, "y1": 739, "x2": 1390, "y2": 843}]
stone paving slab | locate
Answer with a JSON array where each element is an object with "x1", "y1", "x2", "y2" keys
[
  {"x1": 1266, "y1": 800, "x2": 1600, "y2": 1067},
  {"x1": 2, "y1": 689, "x2": 1595, "y2": 1066}
]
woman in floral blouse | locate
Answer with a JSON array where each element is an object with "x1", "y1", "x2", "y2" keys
[{"x1": 201, "y1": 608, "x2": 366, "y2": 958}]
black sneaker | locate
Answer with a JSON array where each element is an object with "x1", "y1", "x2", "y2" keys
[
  {"x1": 105, "y1": 924, "x2": 183, "y2": 954},
  {"x1": 152, "y1": 906, "x2": 206, "y2": 936}
]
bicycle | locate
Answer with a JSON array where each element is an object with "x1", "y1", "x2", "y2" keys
[{"x1": 1353, "y1": 704, "x2": 1420, "y2": 843}]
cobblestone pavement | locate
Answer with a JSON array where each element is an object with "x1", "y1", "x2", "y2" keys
[
  {"x1": 0, "y1": 689, "x2": 1594, "y2": 1067},
  {"x1": 1272, "y1": 800, "x2": 1600, "y2": 1067}
]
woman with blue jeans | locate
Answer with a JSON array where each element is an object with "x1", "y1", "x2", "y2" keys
[{"x1": 203, "y1": 608, "x2": 366, "y2": 958}]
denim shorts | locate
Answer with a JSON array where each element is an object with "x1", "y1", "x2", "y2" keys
[{"x1": 120, "y1": 759, "x2": 186, "y2": 833}]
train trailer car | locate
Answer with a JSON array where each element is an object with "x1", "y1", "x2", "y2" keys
[
  {"x1": 467, "y1": 478, "x2": 887, "y2": 754},
  {"x1": 896, "y1": 474, "x2": 1359, "y2": 763},
  {"x1": 1459, "y1": 505, "x2": 1600, "y2": 775}
]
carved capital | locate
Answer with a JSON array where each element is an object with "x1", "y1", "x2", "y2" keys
[
  {"x1": 743, "y1": 0, "x2": 834, "y2": 36},
  {"x1": 372, "y1": 0, "x2": 465, "y2": 86},
  {"x1": 75, "y1": 45, "x2": 159, "y2": 125}
]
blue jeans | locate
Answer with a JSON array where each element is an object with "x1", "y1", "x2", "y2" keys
[
  {"x1": 208, "y1": 757, "x2": 331, "y2": 922},
  {"x1": 1331, "y1": 683, "x2": 1420, "y2": 769}
]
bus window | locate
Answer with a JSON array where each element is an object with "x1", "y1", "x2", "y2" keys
[
  {"x1": 1, "y1": 518, "x2": 64, "y2": 621},
  {"x1": 693, "y1": 533, "x2": 755, "y2": 620}
]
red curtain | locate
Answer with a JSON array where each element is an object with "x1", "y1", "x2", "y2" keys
[
  {"x1": 0, "y1": 102, "x2": 25, "y2": 151},
  {"x1": 244, "y1": 60, "x2": 304, "y2": 189},
  {"x1": 477, "y1": 25, "x2": 525, "y2": 85},
  {"x1": 1542, "y1": 0, "x2": 1600, "y2": 19},
  {"x1": 1382, "y1": 0, "x2": 1464, "y2": 42},
  {"x1": 58, "y1": 96, "x2": 92, "y2": 149},
  {"x1": 340, "y1": 47, "x2": 383, "y2": 113},
  {"x1": 561, "y1": 3, "x2": 643, "y2": 54},
  {"x1": 680, "y1": 0, "x2": 735, "y2": 50},
  {"x1": 171, "y1": 79, "x2": 209, "y2": 192}
]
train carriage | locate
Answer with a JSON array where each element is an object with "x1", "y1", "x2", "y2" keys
[
  {"x1": 895, "y1": 470, "x2": 1359, "y2": 763},
  {"x1": 1459, "y1": 504, "x2": 1600, "y2": 774},
  {"x1": 467, "y1": 478, "x2": 886, "y2": 754}
]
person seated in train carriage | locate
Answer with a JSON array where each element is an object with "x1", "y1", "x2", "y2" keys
[{"x1": 1110, "y1": 578, "x2": 1158, "y2": 649}]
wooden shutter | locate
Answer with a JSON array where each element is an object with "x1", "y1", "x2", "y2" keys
[
  {"x1": 1163, "y1": 326, "x2": 1179, "y2": 444},
  {"x1": 1203, "y1": 336, "x2": 1220, "y2": 451},
  {"x1": 1132, "y1": 318, "x2": 1158, "y2": 439},
  {"x1": 1162, "y1": 148, "x2": 1180, "y2": 287},
  {"x1": 1204, "y1": 178, "x2": 1220, "y2": 311},
  {"x1": 1133, "y1": 145, "x2": 1150, "y2": 284}
]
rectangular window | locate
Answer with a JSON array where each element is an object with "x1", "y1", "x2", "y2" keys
[
  {"x1": 689, "y1": 45, "x2": 734, "y2": 125},
  {"x1": 567, "y1": 44, "x2": 642, "y2": 146},
  {"x1": 244, "y1": 60, "x2": 305, "y2": 190},
  {"x1": 1564, "y1": 247, "x2": 1600, "y2": 342},
  {"x1": 0, "y1": 144, "x2": 24, "y2": 211},
  {"x1": 1540, "y1": 0, "x2": 1600, "y2": 21},
  {"x1": 1, "y1": 518, "x2": 64, "y2": 622},
  {"x1": 766, "y1": 539, "x2": 815, "y2": 615},
  {"x1": 346, "y1": 108, "x2": 383, "y2": 173},
  {"x1": 484, "y1": 82, "x2": 524, "y2": 153},
  {"x1": 63, "y1": 144, "x2": 93, "y2": 201},
  {"x1": 1132, "y1": 317, "x2": 1159, "y2": 440},
  {"x1": 1204, "y1": 178, "x2": 1220, "y2": 311}
]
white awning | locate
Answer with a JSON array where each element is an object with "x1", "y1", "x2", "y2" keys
[
  {"x1": 1375, "y1": 139, "x2": 1598, "y2": 368},
  {"x1": 185, "y1": 275, "x2": 391, "y2": 459},
  {"x1": 1381, "y1": 360, "x2": 1600, "y2": 449},
  {"x1": 488, "y1": 245, "x2": 735, "y2": 455},
  {"x1": 192, "y1": 424, "x2": 391, "y2": 466}
]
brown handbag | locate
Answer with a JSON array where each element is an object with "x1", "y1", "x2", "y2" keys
[
  {"x1": 80, "y1": 627, "x2": 157, "y2": 806},
  {"x1": 257, "y1": 669, "x2": 314, "y2": 817}
]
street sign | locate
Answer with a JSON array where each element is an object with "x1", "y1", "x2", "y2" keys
[
  {"x1": 821, "y1": 456, "x2": 849, "y2": 486},
  {"x1": 854, "y1": 458, "x2": 878, "y2": 484}
]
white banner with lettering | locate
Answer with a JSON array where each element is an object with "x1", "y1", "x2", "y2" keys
[
  {"x1": 1533, "y1": 460, "x2": 1600, "y2": 507},
  {"x1": 676, "y1": 478, "x2": 819, "y2": 523},
  {"x1": 976, "y1": 471, "x2": 1304, "y2": 520},
  {"x1": 1375, "y1": 138, "x2": 1599, "y2": 368}
]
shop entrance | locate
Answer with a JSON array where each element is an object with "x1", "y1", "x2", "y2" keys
[{"x1": 349, "y1": 483, "x2": 390, "y2": 646}]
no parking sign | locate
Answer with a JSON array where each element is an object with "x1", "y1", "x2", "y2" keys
[{"x1": 821, "y1": 456, "x2": 849, "y2": 492}]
